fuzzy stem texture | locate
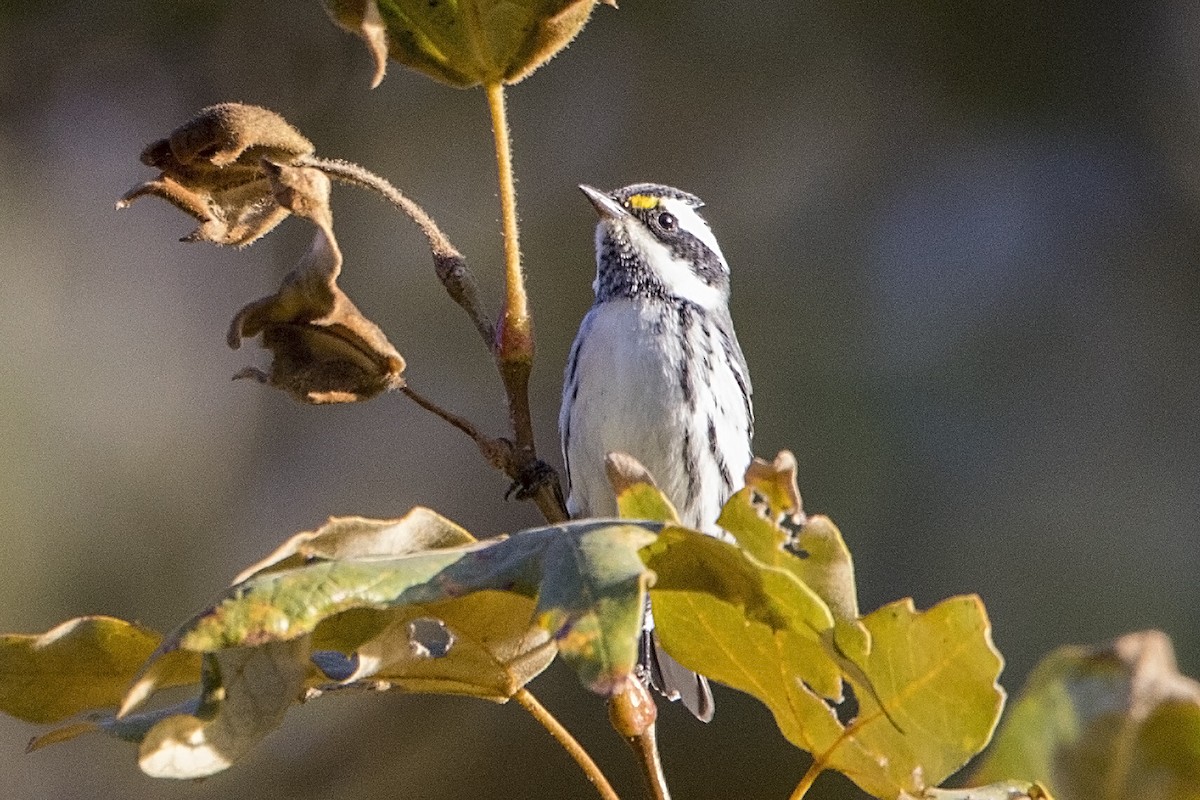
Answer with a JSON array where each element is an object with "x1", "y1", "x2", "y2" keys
[
  {"x1": 484, "y1": 82, "x2": 567, "y2": 524},
  {"x1": 485, "y1": 81, "x2": 535, "y2": 452}
]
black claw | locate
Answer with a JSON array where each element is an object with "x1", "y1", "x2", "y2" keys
[{"x1": 506, "y1": 459, "x2": 563, "y2": 503}]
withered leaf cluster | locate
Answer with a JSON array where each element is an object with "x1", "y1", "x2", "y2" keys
[{"x1": 119, "y1": 104, "x2": 404, "y2": 404}]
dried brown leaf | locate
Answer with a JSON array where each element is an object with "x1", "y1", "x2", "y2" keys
[
  {"x1": 227, "y1": 164, "x2": 404, "y2": 403},
  {"x1": 118, "y1": 104, "x2": 313, "y2": 247}
]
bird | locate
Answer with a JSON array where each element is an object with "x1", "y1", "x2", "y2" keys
[{"x1": 560, "y1": 182, "x2": 754, "y2": 721}]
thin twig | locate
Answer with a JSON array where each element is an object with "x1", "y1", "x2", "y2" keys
[
  {"x1": 306, "y1": 150, "x2": 565, "y2": 523},
  {"x1": 302, "y1": 154, "x2": 495, "y2": 346},
  {"x1": 398, "y1": 385, "x2": 509, "y2": 471},
  {"x1": 514, "y1": 689, "x2": 621, "y2": 800}
]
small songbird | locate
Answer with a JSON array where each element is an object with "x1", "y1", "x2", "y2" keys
[{"x1": 560, "y1": 183, "x2": 754, "y2": 721}]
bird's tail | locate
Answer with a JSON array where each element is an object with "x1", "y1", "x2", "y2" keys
[{"x1": 641, "y1": 629, "x2": 715, "y2": 722}]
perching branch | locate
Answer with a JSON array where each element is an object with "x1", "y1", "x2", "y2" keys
[{"x1": 483, "y1": 82, "x2": 567, "y2": 525}]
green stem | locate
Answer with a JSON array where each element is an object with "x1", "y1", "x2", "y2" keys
[{"x1": 514, "y1": 689, "x2": 621, "y2": 800}]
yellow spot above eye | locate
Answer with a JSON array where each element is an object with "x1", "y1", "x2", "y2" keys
[{"x1": 627, "y1": 194, "x2": 659, "y2": 210}]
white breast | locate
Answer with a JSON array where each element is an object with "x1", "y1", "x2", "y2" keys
[{"x1": 560, "y1": 298, "x2": 752, "y2": 532}]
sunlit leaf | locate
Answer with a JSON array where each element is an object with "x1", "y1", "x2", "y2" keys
[
  {"x1": 0, "y1": 617, "x2": 198, "y2": 725},
  {"x1": 312, "y1": 591, "x2": 555, "y2": 699},
  {"x1": 606, "y1": 451, "x2": 680, "y2": 524},
  {"x1": 324, "y1": 0, "x2": 615, "y2": 88},
  {"x1": 972, "y1": 630, "x2": 1200, "y2": 800},
  {"x1": 640, "y1": 525, "x2": 843, "y2": 706},
  {"x1": 234, "y1": 507, "x2": 475, "y2": 582},
  {"x1": 820, "y1": 596, "x2": 1006, "y2": 797},
  {"x1": 719, "y1": 480, "x2": 858, "y2": 622}
]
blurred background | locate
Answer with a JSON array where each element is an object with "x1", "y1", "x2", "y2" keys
[{"x1": 1, "y1": 1, "x2": 1198, "y2": 798}]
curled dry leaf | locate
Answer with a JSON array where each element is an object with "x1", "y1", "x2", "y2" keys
[
  {"x1": 324, "y1": 0, "x2": 616, "y2": 89},
  {"x1": 744, "y1": 450, "x2": 804, "y2": 520},
  {"x1": 117, "y1": 103, "x2": 314, "y2": 246},
  {"x1": 228, "y1": 163, "x2": 405, "y2": 404}
]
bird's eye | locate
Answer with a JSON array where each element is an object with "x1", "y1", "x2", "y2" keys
[{"x1": 657, "y1": 212, "x2": 677, "y2": 230}]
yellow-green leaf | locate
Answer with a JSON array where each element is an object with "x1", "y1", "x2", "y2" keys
[
  {"x1": 311, "y1": 591, "x2": 555, "y2": 701},
  {"x1": 606, "y1": 451, "x2": 680, "y2": 523},
  {"x1": 910, "y1": 782, "x2": 1055, "y2": 800},
  {"x1": 822, "y1": 596, "x2": 1007, "y2": 797},
  {"x1": 138, "y1": 641, "x2": 309, "y2": 779},
  {"x1": 719, "y1": 485, "x2": 859, "y2": 622},
  {"x1": 640, "y1": 525, "x2": 844, "y2": 708},
  {"x1": 0, "y1": 617, "x2": 199, "y2": 724}
]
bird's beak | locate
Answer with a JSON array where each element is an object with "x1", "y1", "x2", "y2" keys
[{"x1": 579, "y1": 184, "x2": 630, "y2": 220}]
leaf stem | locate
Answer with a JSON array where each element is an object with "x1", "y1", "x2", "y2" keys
[
  {"x1": 514, "y1": 688, "x2": 620, "y2": 800},
  {"x1": 624, "y1": 725, "x2": 671, "y2": 800},
  {"x1": 788, "y1": 761, "x2": 823, "y2": 800}
]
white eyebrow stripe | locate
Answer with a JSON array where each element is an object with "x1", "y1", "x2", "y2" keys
[{"x1": 658, "y1": 196, "x2": 727, "y2": 267}]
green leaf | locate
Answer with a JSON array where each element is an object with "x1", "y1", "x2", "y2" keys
[
  {"x1": 8, "y1": 512, "x2": 660, "y2": 778},
  {"x1": 0, "y1": 616, "x2": 199, "y2": 724},
  {"x1": 161, "y1": 517, "x2": 656, "y2": 700},
  {"x1": 533, "y1": 521, "x2": 656, "y2": 694},
  {"x1": 971, "y1": 630, "x2": 1200, "y2": 800},
  {"x1": 324, "y1": 0, "x2": 613, "y2": 89}
]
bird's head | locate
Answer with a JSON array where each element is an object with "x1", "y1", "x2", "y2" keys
[{"x1": 580, "y1": 183, "x2": 731, "y2": 309}]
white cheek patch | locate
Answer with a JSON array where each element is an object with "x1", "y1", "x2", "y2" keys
[
  {"x1": 658, "y1": 196, "x2": 728, "y2": 268},
  {"x1": 625, "y1": 221, "x2": 726, "y2": 310}
]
